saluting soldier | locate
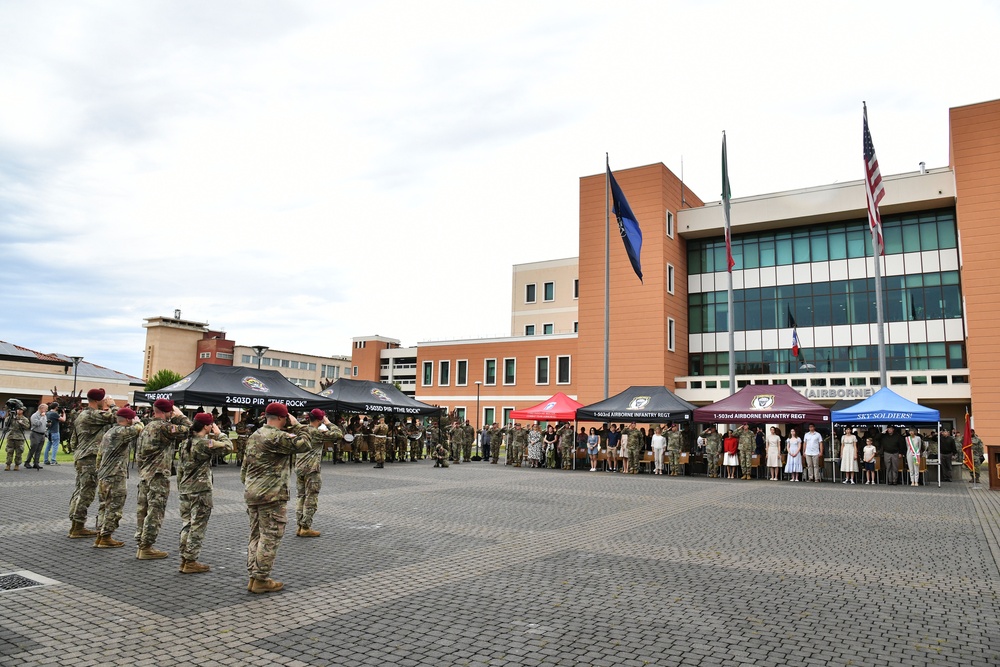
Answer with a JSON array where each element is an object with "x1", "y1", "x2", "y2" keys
[
  {"x1": 177, "y1": 413, "x2": 232, "y2": 573},
  {"x1": 970, "y1": 429, "x2": 985, "y2": 483},
  {"x1": 511, "y1": 423, "x2": 528, "y2": 467},
  {"x1": 737, "y1": 423, "x2": 756, "y2": 480},
  {"x1": 461, "y1": 419, "x2": 475, "y2": 462},
  {"x1": 68, "y1": 389, "x2": 117, "y2": 537},
  {"x1": 667, "y1": 423, "x2": 683, "y2": 476},
  {"x1": 93, "y1": 407, "x2": 142, "y2": 548},
  {"x1": 296, "y1": 409, "x2": 341, "y2": 537},
  {"x1": 558, "y1": 422, "x2": 576, "y2": 470},
  {"x1": 703, "y1": 426, "x2": 722, "y2": 478}
]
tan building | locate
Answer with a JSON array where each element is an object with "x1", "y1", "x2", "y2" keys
[
  {"x1": 1, "y1": 341, "x2": 143, "y2": 408},
  {"x1": 510, "y1": 257, "x2": 579, "y2": 337},
  {"x1": 232, "y1": 345, "x2": 350, "y2": 390},
  {"x1": 142, "y1": 311, "x2": 210, "y2": 379}
]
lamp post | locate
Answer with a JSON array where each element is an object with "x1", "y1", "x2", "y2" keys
[
  {"x1": 70, "y1": 356, "x2": 83, "y2": 396},
  {"x1": 475, "y1": 381, "x2": 482, "y2": 459},
  {"x1": 251, "y1": 345, "x2": 269, "y2": 370}
]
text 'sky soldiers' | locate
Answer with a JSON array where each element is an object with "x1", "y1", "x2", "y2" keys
[{"x1": 68, "y1": 388, "x2": 117, "y2": 538}]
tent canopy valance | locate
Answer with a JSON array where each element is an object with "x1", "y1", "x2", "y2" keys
[
  {"x1": 134, "y1": 363, "x2": 335, "y2": 411},
  {"x1": 830, "y1": 387, "x2": 940, "y2": 424},
  {"x1": 577, "y1": 386, "x2": 696, "y2": 423},
  {"x1": 509, "y1": 392, "x2": 583, "y2": 422},
  {"x1": 693, "y1": 384, "x2": 831, "y2": 424},
  {"x1": 316, "y1": 378, "x2": 443, "y2": 417}
]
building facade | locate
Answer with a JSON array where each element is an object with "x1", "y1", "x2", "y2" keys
[{"x1": 510, "y1": 257, "x2": 579, "y2": 337}]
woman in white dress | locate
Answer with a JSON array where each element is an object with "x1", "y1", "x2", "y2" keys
[
  {"x1": 783, "y1": 428, "x2": 803, "y2": 482},
  {"x1": 650, "y1": 426, "x2": 666, "y2": 475},
  {"x1": 620, "y1": 429, "x2": 630, "y2": 474},
  {"x1": 840, "y1": 428, "x2": 860, "y2": 484},
  {"x1": 766, "y1": 427, "x2": 783, "y2": 480}
]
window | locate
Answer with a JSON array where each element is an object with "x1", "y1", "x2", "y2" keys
[
  {"x1": 241, "y1": 354, "x2": 251, "y2": 363},
  {"x1": 456, "y1": 360, "x2": 468, "y2": 386},
  {"x1": 557, "y1": 356, "x2": 571, "y2": 384},
  {"x1": 281, "y1": 359, "x2": 290, "y2": 368},
  {"x1": 484, "y1": 359, "x2": 497, "y2": 385},
  {"x1": 525, "y1": 283, "x2": 536, "y2": 303},
  {"x1": 666, "y1": 210, "x2": 674, "y2": 238},
  {"x1": 483, "y1": 407, "x2": 495, "y2": 426},
  {"x1": 455, "y1": 407, "x2": 466, "y2": 422},
  {"x1": 574, "y1": 279, "x2": 579, "y2": 299},
  {"x1": 352, "y1": 366, "x2": 358, "y2": 377},
  {"x1": 439, "y1": 360, "x2": 451, "y2": 386},
  {"x1": 536, "y1": 357, "x2": 549, "y2": 384},
  {"x1": 543, "y1": 281, "x2": 554, "y2": 301},
  {"x1": 573, "y1": 321, "x2": 578, "y2": 333},
  {"x1": 543, "y1": 323, "x2": 553, "y2": 335},
  {"x1": 290, "y1": 360, "x2": 299, "y2": 369},
  {"x1": 308, "y1": 362, "x2": 317, "y2": 371},
  {"x1": 422, "y1": 361, "x2": 433, "y2": 386},
  {"x1": 216, "y1": 352, "x2": 233, "y2": 360},
  {"x1": 503, "y1": 358, "x2": 516, "y2": 385},
  {"x1": 667, "y1": 318, "x2": 676, "y2": 352},
  {"x1": 667, "y1": 263, "x2": 675, "y2": 295},
  {"x1": 199, "y1": 352, "x2": 211, "y2": 359},
  {"x1": 322, "y1": 364, "x2": 342, "y2": 379},
  {"x1": 502, "y1": 407, "x2": 514, "y2": 425},
  {"x1": 524, "y1": 325, "x2": 535, "y2": 336}
]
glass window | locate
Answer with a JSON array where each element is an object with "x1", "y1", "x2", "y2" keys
[
  {"x1": 666, "y1": 210, "x2": 675, "y2": 238},
  {"x1": 543, "y1": 323, "x2": 553, "y2": 335},
  {"x1": 543, "y1": 282, "x2": 555, "y2": 301},
  {"x1": 504, "y1": 358, "x2": 516, "y2": 385},
  {"x1": 759, "y1": 240, "x2": 776, "y2": 267},
  {"x1": 883, "y1": 224, "x2": 903, "y2": 255},
  {"x1": 525, "y1": 283, "x2": 536, "y2": 303},
  {"x1": 524, "y1": 325, "x2": 535, "y2": 336},
  {"x1": 456, "y1": 360, "x2": 468, "y2": 386},
  {"x1": 846, "y1": 229, "x2": 866, "y2": 258},
  {"x1": 828, "y1": 230, "x2": 847, "y2": 260},
  {"x1": 901, "y1": 224, "x2": 921, "y2": 253},
  {"x1": 484, "y1": 407, "x2": 495, "y2": 426},
  {"x1": 776, "y1": 238, "x2": 793, "y2": 265},
  {"x1": 742, "y1": 241, "x2": 759, "y2": 269},
  {"x1": 557, "y1": 356, "x2": 571, "y2": 384},
  {"x1": 793, "y1": 237, "x2": 810, "y2": 263},
  {"x1": 536, "y1": 357, "x2": 549, "y2": 384},
  {"x1": 241, "y1": 355, "x2": 251, "y2": 363},
  {"x1": 919, "y1": 222, "x2": 938, "y2": 250},
  {"x1": 810, "y1": 234, "x2": 829, "y2": 262},
  {"x1": 667, "y1": 264, "x2": 675, "y2": 294},
  {"x1": 484, "y1": 359, "x2": 497, "y2": 385},
  {"x1": 439, "y1": 361, "x2": 450, "y2": 386},
  {"x1": 937, "y1": 218, "x2": 957, "y2": 249},
  {"x1": 281, "y1": 359, "x2": 290, "y2": 368},
  {"x1": 667, "y1": 318, "x2": 676, "y2": 352},
  {"x1": 574, "y1": 279, "x2": 579, "y2": 298}
]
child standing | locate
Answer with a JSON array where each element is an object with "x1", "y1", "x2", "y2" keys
[{"x1": 862, "y1": 437, "x2": 877, "y2": 485}]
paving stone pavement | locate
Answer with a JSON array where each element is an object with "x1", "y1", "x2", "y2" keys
[{"x1": 0, "y1": 461, "x2": 998, "y2": 666}]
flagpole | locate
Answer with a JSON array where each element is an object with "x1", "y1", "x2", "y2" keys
[
  {"x1": 604, "y1": 153, "x2": 610, "y2": 400},
  {"x1": 723, "y1": 132, "x2": 736, "y2": 396},
  {"x1": 873, "y1": 247, "x2": 887, "y2": 387},
  {"x1": 864, "y1": 102, "x2": 889, "y2": 388}
]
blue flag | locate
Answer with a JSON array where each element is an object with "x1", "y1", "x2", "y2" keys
[{"x1": 607, "y1": 167, "x2": 643, "y2": 282}]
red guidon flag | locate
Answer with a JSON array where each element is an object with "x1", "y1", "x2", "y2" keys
[{"x1": 962, "y1": 411, "x2": 974, "y2": 471}]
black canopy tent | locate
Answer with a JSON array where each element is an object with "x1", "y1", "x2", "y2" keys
[
  {"x1": 316, "y1": 379, "x2": 443, "y2": 417},
  {"x1": 577, "y1": 386, "x2": 697, "y2": 423},
  {"x1": 134, "y1": 363, "x2": 336, "y2": 411}
]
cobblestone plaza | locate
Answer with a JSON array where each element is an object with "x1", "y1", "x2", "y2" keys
[{"x1": 1, "y1": 462, "x2": 998, "y2": 666}]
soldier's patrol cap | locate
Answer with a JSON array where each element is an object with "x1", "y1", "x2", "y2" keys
[
  {"x1": 265, "y1": 402, "x2": 289, "y2": 418},
  {"x1": 153, "y1": 399, "x2": 174, "y2": 412},
  {"x1": 309, "y1": 408, "x2": 326, "y2": 421},
  {"x1": 87, "y1": 388, "x2": 106, "y2": 401},
  {"x1": 116, "y1": 407, "x2": 136, "y2": 421},
  {"x1": 193, "y1": 412, "x2": 214, "y2": 427}
]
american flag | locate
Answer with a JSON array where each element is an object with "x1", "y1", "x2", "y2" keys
[{"x1": 863, "y1": 103, "x2": 886, "y2": 256}]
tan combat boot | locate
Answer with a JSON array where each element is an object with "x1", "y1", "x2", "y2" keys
[
  {"x1": 249, "y1": 578, "x2": 284, "y2": 594},
  {"x1": 297, "y1": 527, "x2": 321, "y2": 537},
  {"x1": 3, "y1": 464, "x2": 9, "y2": 471},
  {"x1": 136, "y1": 546, "x2": 169, "y2": 560},
  {"x1": 13, "y1": 465, "x2": 19, "y2": 471},
  {"x1": 93, "y1": 534, "x2": 124, "y2": 548},
  {"x1": 68, "y1": 521, "x2": 98, "y2": 538},
  {"x1": 179, "y1": 559, "x2": 210, "y2": 574}
]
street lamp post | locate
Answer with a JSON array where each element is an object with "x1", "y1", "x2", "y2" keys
[
  {"x1": 70, "y1": 356, "x2": 83, "y2": 396},
  {"x1": 251, "y1": 345, "x2": 269, "y2": 370},
  {"x1": 475, "y1": 381, "x2": 482, "y2": 458}
]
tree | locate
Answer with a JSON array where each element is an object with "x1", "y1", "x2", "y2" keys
[{"x1": 145, "y1": 369, "x2": 183, "y2": 391}]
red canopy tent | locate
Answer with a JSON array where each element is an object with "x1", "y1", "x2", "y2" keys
[{"x1": 509, "y1": 392, "x2": 583, "y2": 422}]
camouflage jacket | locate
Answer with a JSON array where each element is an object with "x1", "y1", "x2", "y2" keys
[
  {"x1": 667, "y1": 429, "x2": 683, "y2": 451},
  {"x1": 703, "y1": 430, "x2": 722, "y2": 453},
  {"x1": 136, "y1": 415, "x2": 193, "y2": 481},
  {"x1": 557, "y1": 426, "x2": 575, "y2": 449},
  {"x1": 178, "y1": 434, "x2": 232, "y2": 494},
  {"x1": 72, "y1": 408, "x2": 117, "y2": 458},
  {"x1": 6, "y1": 415, "x2": 29, "y2": 443},
  {"x1": 461, "y1": 424, "x2": 475, "y2": 444},
  {"x1": 96, "y1": 423, "x2": 143, "y2": 480},
  {"x1": 242, "y1": 423, "x2": 311, "y2": 506},
  {"x1": 737, "y1": 428, "x2": 756, "y2": 452},
  {"x1": 296, "y1": 423, "x2": 342, "y2": 475},
  {"x1": 512, "y1": 428, "x2": 529, "y2": 448}
]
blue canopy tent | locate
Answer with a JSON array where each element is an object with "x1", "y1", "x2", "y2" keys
[{"x1": 831, "y1": 387, "x2": 942, "y2": 487}]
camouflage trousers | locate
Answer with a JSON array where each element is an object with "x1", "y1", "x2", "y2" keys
[
  {"x1": 705, "y1": 449, "x2": 721, "y2": 476},
  {"x1": 668, "y1": 448, "x2": 681, "y2": 474},
  {"x1": 561, "y1": 444, "x2": 574, "y2": 469},
  {"x1": 179, "y1": 490, "x2": 213, "y2": 561},
  {"x1": 135, "y1": 474, "x2": 170, "y2": 548},
  {"x1": 295, "y1": 470, "x2": 322, "y2": 529},
  {"x1": 96, "y1": 473, "x2": 127, "y2": 536},
  {"x1": 396, "y1": 438, "x2": 407, "y2": 461},
  {"x1": 628, "y1": 442, "x2": 642, "y2": 473},
  {"x1": 508, "y1": 443, "x2": 522, "y2": 466},
  {"x1": 491, "y1": 442, "x2": 502, "y2": 464},
  {"x1": 451, "y1": 440, "x2": 462, "y2": 464},
  {"x1": 69, "y1": 455, "x2": 98, "y2": 522},
  {"x1": 373, "y1": 437, "x2": 387, "y2": 464},
  {"x1": 234, "y1": 438, "x2": 247, "y2": 464},
  {"x1": 409, "y1": 438, "x2": 422, "y2": 461},
  {"x1": 4, "y1": 440, "x2": 25, "y2": 466},
  {"x1": 739, "y1": 448, "x2": 754, "y2": 477},
  {"x1": 462, "y1": 441, "x2": 473, "y2": 462},
  {"x1": 247, "y1": 501, "x2": 288, "y2": 581}
]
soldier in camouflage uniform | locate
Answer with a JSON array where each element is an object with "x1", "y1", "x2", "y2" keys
[
  {"x1": 558, "y1": 422, "x2": 576, "y2": 470},
  {"x1": 234, "y1": 419, "x2": 250, "y2": 465},
  {"x1": 702, "y1": 426, "x2": 722, "y2": 478},
  {"x1": 667, "y1": 423, "x2": 683, "y2": 476},
  {"x1": 461, "y1": 420, "x2": 475, "y2": 462},
  {"x1": 738, "y1": 423, "x2": 756, "y2": 480},
  {"x1": 134, "y1": 398, "x2": 192, "y2": 559},
  {"x1": 626, "y1": 422, "x2": 643, "y2": 474},
  {"x1": 177, "y1": 413, "x2": 232, "y2": 573},
  {"x1": 408, "y1": 419, "x2": 423, "y2": 461},
  {"x1": 371, "y1": 416, "x2": 389, "y2": 468},
  {"x1": 242, "y1": 402, "x2": 312, "y2": 593},
  {"x1": 3, "y1": 407, "x2": 29, "y2": 471},
  {"x1": 94, "y1": 407, "x2": 142, "y2": 548},
  {"x1": 68, "y1": 389, "x2": 117, "y2": 537},
  {"x1": 296, "y1": 409, "x2": 341, "y2": 537},
  {"x1": 970, "y1": 429, "x2": 985, "y2": 483},
  {"x1": 507, "y1": 423, "x2": 525, "y2": 466}
]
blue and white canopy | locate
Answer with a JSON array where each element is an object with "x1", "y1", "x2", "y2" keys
[{"x1": 831, "y1": 387, "x2": 939, "y2": 424}]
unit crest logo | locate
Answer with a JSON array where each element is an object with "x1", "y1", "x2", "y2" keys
[
  {"x1": 544, "y1": 401, "x2": 557, "y2": 411},
  {"x1": 627, "y1": 396, "x2": 651, "y2": 410},
  {"x1": 168, "y1": 377, "x2": 192, "y2": 389},
  {"x1": 242, "y1": 376, "x2": 270, "y2": 393},
  {"x1": 370, "y1": 388, "x2": 391, "y2": 402},
  {"x1": 751, "y1": 394, "x2": 775, "y2": 409}
]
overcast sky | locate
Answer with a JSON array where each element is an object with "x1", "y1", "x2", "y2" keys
[{"x1": 2, "y1": 0, "x2": 996, "y2": 379}]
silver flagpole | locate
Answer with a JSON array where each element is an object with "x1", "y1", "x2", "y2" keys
[
  {"x1": 723, "y1": 132, "x2": 736, "y2": 396},
  {"x1": 605, "y1": 153, "x2": 610, "y2": 400},
  {"x1": 874, "y1": 250, "x2": 888, "y2": 387}
]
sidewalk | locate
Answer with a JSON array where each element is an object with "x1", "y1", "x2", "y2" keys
[{"x1": 1, "y1": 461, "x2": 998, "y2": 666}]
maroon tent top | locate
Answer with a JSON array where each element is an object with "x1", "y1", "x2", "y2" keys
[
  {"x1": 693, "y1": 384, "x2": 831, "y2": 424},
  {"x1": 509, "y1": 392, "x2": 583, "y2": 422}
]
